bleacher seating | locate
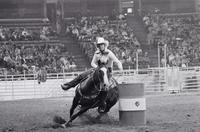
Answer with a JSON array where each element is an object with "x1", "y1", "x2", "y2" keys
[{"x1": 65, "y1": 15, "x2": 150, "y2": 70}]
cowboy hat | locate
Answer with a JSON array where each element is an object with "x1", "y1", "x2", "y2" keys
[{"x1": 96, "y1": 37, "x2": 109, "y2": 48}]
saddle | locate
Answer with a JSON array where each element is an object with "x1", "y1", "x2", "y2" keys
[{"x1": 77, "y1": 75, "x2": 117, "y2": 101}]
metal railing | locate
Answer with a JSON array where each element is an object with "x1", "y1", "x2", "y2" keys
[{"x1": 1, "y1": 67, "x2": 200, "y2": 101}]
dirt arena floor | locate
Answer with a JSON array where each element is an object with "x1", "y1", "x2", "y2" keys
[{"x1": 0, "y1": 93, "x2": 200, "y2": 132}]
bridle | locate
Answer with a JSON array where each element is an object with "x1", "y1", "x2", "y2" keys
[
  {"x1": 92, "y1": 67, "x2": 104, "y2": 92},
  {"x1": 78, "y1": 66, "x2": 108, "y2": 100}
]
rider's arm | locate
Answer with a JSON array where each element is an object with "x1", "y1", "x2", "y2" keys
[
  {"x1": 109, "y1": 51, "x2": 123, "y2": 71},
  {"x1": 91, "y1": 53, "x2": 98, "y2": 68}
]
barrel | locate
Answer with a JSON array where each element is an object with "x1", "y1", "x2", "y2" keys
[{"x1": 118, "y1": 83, "x2": 146, "y2": 126}]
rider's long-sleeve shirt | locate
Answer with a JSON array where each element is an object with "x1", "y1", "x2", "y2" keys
[{"x1": 91, "y1": 49, "x2": 123, "y2": 71}]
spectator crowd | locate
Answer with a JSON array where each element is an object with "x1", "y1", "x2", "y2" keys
[
  {"x1": 4, "y1": 11, "x2": 200, "y2": 75},
  {"x1": 0, "y1": 26, "x2": 57, "y2": 41},
  {"x1": 143, "y1": 11, "x2": 200, "y2": 67},
  {"x1": 0, "y1": 41, "x2": 77, "y2": 75},
  {"x1": 0, "y1": 24, "x2": 77, "y2": 75},
  {"x1": 65, "y1": 15, "x2": 150, "y2": 69}
]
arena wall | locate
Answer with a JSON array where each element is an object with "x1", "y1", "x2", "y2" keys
[
  {"x1": 0, "y1": 78, "x2": 74, "y2": 101},
  {"x1": 1, "y1": 67, "x2": 200, "y2": 101}
]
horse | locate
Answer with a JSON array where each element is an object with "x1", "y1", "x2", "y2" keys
[{"x1": 54, "y1": 65, "x2": 119, "y2": 127}]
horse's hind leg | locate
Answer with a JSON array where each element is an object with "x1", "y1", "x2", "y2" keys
[
  {"x1": 104, "y1": 100, "x2": 117, "y2": 113},
  {"x1": 104, "y1": 87, "x2": 119, "y2": 113}
]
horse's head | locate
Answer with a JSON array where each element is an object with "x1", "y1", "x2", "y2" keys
[{"x1": 94, "y1": 65, "x2": 110, "y2": 89}]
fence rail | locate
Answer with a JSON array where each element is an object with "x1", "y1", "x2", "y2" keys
[{"x1": 1, "y1": 67, "x2": 200, "y2": 101}]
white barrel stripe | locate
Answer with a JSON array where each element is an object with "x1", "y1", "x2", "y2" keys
[{"x1": 119, "y1": 98, "x2": 146, "y2": 111}]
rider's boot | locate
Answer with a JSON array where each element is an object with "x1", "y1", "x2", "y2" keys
[
  {"x1": 61, "y1": 68, "x2": 95, "y2": 91},
  {"x1": 61, "y1": 76, "x2": 82, "y2": 90}
]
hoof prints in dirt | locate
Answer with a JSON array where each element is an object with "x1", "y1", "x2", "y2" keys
[
  {"x1": 51, "y1": 123, "x2": 65, "y2": 129},
  {"x1": 79, "y1": 113, "x2": 119, "y2": 126},
  {"x1": 51, "y1": 114, "x2": 119, "y2": 128},
  {"x1": 53, "y1": 115, "x2": 66, "y2": 124},
  {"x1": 52, "y1": 115, "x2": 68, "y2": 128}
]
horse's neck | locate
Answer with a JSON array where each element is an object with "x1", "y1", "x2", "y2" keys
[{"x1": 80, "y1": 76, "x2": 99, "y2": 95}]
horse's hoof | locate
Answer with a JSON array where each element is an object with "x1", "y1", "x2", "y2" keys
[
  {"x1": 65, "y1": 122, "x2": 72, "y2": 127},
  {"x1": 61, "y1": 124, "x2": 67, "y2": 128}
]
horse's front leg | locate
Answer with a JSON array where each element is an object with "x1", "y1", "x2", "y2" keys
[
  {"x1": 65, "y1": 100, "x2": 100, "y2": 127},
  {"x1": 65, "y1": 106, "x2": 90, "y2": 127},
  {"x1": 70, "y1": 94, "x2": 80, "y2": 118},
  {"x1": 70, "y1": 89, "x2": 82, "y2": 117}
]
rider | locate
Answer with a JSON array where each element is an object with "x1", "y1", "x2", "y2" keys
[{"x1": 61, "y1": 37, "x2": 123, "y2": 112}]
